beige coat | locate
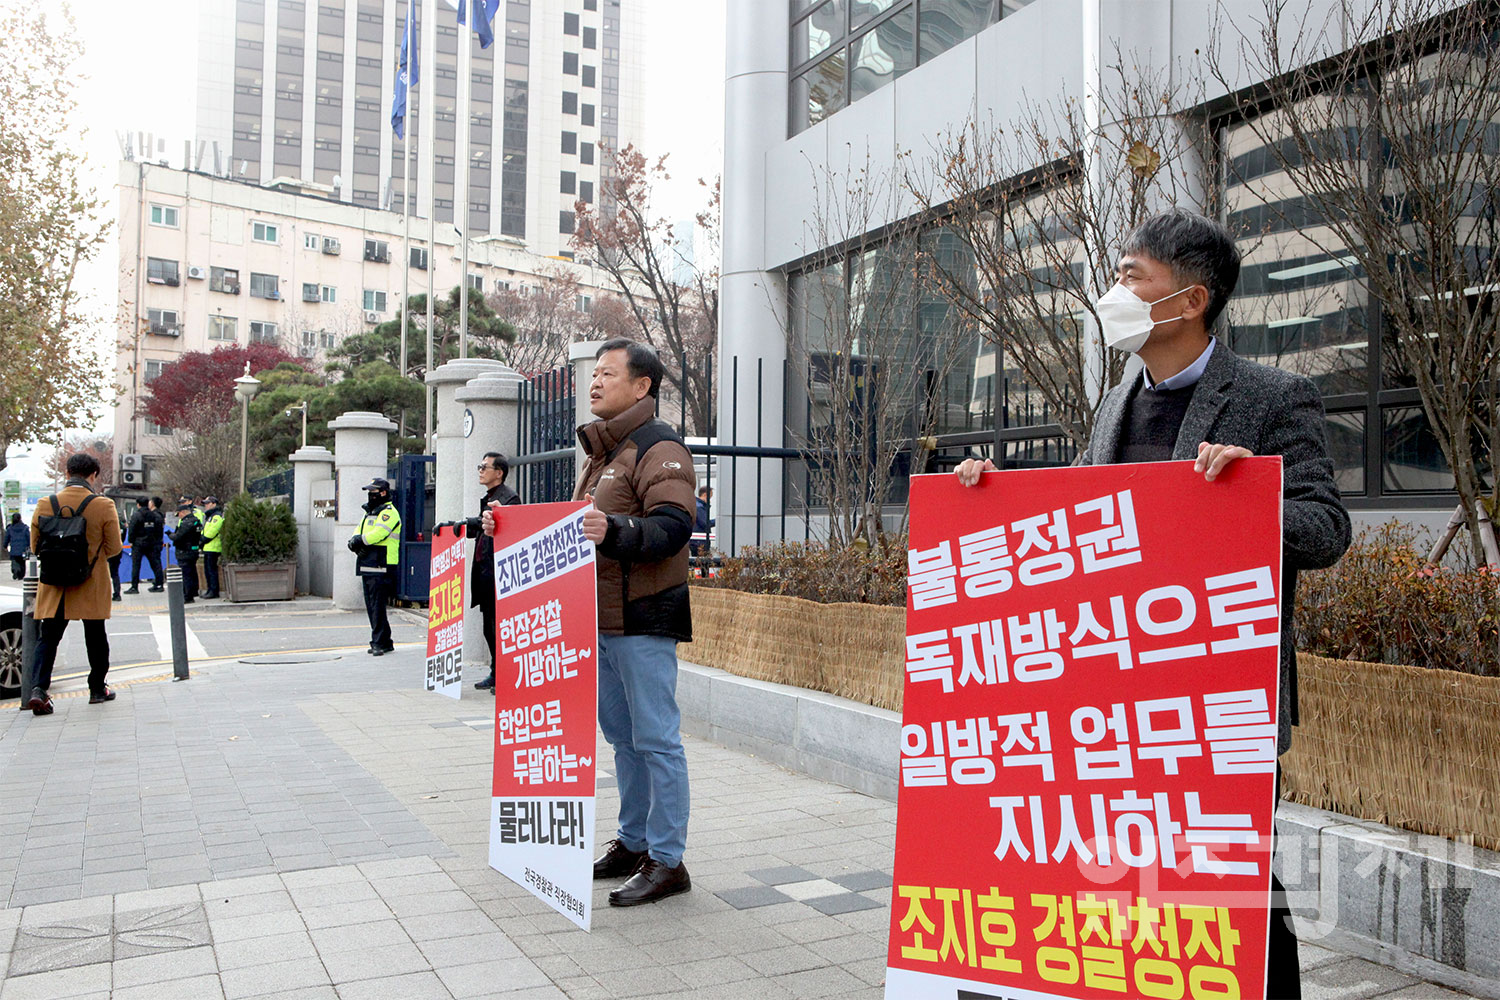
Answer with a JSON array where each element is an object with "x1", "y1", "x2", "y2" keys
[{"x1": 31, "y1": 482, "x2": 124, "y2": 620}]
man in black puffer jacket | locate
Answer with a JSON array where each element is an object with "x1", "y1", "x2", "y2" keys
[{"x1": 464, "y1": 451, "x2": 519, "y2": 692}]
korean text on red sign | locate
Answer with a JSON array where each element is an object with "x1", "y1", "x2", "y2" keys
[
  {"x1": 887, "y1": 459, "x2": 1283, "y2": 1000},
  {"x1": 424, "y1": 525, "x2": 466, "y2": 700},
  {"x1": 487, "y1": 501, "x2": 599, "y2": 931}
]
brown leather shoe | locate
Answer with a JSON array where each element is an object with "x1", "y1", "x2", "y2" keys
[
  {"x1": 592, "y1": 838, "x2": 646, "y2": 879},
  {"x1": 88, "y1": 688, "x2": 116, "y2": 704},
  {"x1": 608, "y1": 858, "x2": 690, "y2": 906},
  {"x1": 28, "y1": 694, "x2": 53, "y2": 716}
]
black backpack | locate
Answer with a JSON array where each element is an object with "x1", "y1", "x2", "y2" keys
[{"x1": 35, "y1": 493, "x2": 101, "y2": 587}]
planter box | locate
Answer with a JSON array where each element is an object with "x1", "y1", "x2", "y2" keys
[
  {"x1": 688, "y1": 587, "x2": 906, "y2": 711},
  {"x1": 222, "y1": 561, "x2": 297, "y2": 602}
]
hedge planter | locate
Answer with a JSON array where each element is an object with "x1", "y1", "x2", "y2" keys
[{"x1": 222, "y1": 561, "x2": 297, "y2": 602}]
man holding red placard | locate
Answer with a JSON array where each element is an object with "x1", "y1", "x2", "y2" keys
[{"x1": 952, "y1": 211, "x2": 1350, "y2": 998}]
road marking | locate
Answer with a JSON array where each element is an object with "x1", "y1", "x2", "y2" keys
[{"x1": 150, "y1": 614, "x2": 209, "y2": 662}]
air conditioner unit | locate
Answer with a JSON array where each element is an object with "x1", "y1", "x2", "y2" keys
[
  {"x1": 165, "y1": 276, "x2": 180, "y2": 287},
  {"x1": 121, "y1": 453, "x2": 144, "y2": 471},
  {"x1": 364, "y1": 310, "x2": 382, "y2": 323},
  {"x1": 322, "y1": 237, "x2": 341, "y2": 255},
  {"x1": 298, "y1": 346, "x2": 316, "y2": 358},
  {"x1": 120, "y1": 469, "x2": 146, "y2": 487},
  {"x1": 149, "y1": 324, "x2": 180, "y2": 337},
  {"x1": 186, "y1": 265, "x2": 206, "y2": 280}
]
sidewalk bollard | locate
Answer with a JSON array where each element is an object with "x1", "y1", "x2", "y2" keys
[
  {"x1": 165, "y1": 564, "x2": 190, "y2": 681},
  {"x1": 19, "y1": 558, "x2": 37, "y2": 709}
]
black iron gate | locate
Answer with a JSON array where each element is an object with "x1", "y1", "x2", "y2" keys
[{"x1": 513, "y1": 365, "x2": 577, "y2": 503}]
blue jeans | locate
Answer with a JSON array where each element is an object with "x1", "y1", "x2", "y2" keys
[{"x1": 597, "y1": 633, "x2": 690, "y2": 867}]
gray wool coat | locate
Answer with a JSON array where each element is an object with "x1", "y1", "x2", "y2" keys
[{"x1": 1077, "y1": 340, "x2": 1352, "y2": 754}]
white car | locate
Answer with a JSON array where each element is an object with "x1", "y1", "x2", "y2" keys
[{"x1": 0, "y1": 589, "x2": 21, "y2": 698}]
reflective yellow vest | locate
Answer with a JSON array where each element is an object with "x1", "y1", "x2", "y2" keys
[
  {"x1": 201, "y1": 510, "x2": 225, "y2": 554},
  {"x1": 358, "y1": 502, "x2": 402, "y2": 566}
]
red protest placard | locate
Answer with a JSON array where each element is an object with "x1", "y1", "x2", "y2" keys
[
  {"x1": 424, "y1": 525, "x2": 466, "y2": 700},
  {"x1": 886, "y1": 458, "x2": 1283, "y2": 1000},
  {"x1": 486, "y1": 500, "x2": 599, "y2": 930}
]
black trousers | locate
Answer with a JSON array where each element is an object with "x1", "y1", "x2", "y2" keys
[
  {"x1": 478, "y1": 593, "x2": 497, "y2": 679},
  {"x1": 130, "y1": 544, "x2": 164, "y2": 587},
  {"x1": 32, "y1": 595, "x2": 110, "y2": 694},
  {"x1": 10, "y1": 556, "x2": 23, "y2": 579},
  {"x1": 108, "y1": 554, "x2": 122, "y2": 596},
  {"x1": 1266, "y1": 765, "x2": 1303, "y2": 999},
  {"x1": 178, "y1": 553, "x2": 199, "y2": 600},
  {"x1": 362, "y1": 571, "x2": 394, "y2": 650},
  {"x1": 203, "y1": 552, "x2": 220, "y2": 596}
]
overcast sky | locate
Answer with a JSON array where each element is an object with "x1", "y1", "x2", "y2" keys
[{"x1": 5, "y1": 0, "x2": 726, "y2": 483}]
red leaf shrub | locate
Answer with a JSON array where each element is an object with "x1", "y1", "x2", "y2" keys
[{"x1": 143, "y1": 344, "x2": 309, "y2": 430}]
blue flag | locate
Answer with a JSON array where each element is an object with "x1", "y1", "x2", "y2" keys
[
  {"x1": 391, "y1": 1, "x2": 419, "y2": 138},
  {"x1": 457, "y1": 0, "x2": 498, "y2": 49}
]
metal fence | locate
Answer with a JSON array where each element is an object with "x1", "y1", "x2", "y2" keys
[
  {"x1": 507, "y1": 353, "x2": 1076, "y2": 558},
  {"x1": 248, "y1": 467, "x2": 294, "y2": 500}
]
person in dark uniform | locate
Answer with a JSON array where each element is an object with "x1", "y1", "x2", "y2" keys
[
  {"x1": 464, "y1": 451, "x2": 520, "y2": 692},
  {"x1": 349, "y1": 478, "x2": 402, "y2": 655},
  {"x1": 171, "y1": 501, "x2": 202, "y2": 603}
]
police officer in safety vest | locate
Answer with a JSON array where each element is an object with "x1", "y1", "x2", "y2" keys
[
  {"x1": 349, "y1": 477, "x2": 402, "y2": 655},
  {"x1": 200, "y1": 496, "x2": 225, "y2": 599}
]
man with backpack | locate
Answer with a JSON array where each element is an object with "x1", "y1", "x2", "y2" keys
[{"x1": 27, "y1": 452, "x2": 124, "y2": 715}]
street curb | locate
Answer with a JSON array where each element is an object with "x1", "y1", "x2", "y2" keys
[{"x1": 677, "y1": 659, "x2": 1500, "y2": 998}]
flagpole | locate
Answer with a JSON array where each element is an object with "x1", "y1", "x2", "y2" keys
[
  {"x1": 424, "y1": 0, "x2": 436, "y2": 450},
  {"x1": 458, "y1": 5, "x2": 471, "y2": 360}
]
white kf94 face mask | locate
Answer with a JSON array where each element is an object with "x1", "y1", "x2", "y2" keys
[{"x1": 1094, "y1": 283, "x2": 1195, "y2": 354}]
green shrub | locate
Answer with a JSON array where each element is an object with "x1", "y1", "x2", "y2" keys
[
  {"x1": 221, "y1": 492, "x2": 298, "y2": 564},
  {"x1": 1295, "y1": 521, "x2": 1499, "y2": 675},
  {"x1": 696, "y1": 537, "x2": 907, "y2": 606}
]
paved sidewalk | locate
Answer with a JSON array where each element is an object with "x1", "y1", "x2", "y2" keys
[{"x1": 0, "y1": 610, "x2": 1483, "y2": 999}]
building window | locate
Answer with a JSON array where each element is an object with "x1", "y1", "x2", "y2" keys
[
  {"x1": 249, "y1": 272, "x2": 280, "y2": 299},
  {"x1": 563, "y1": 91, "x2": 578, "y2": 114},
  {"x1": 149, "y1": 204, "x2": 179, "y2": 228},
  {"x1": 564, "y1": 11, "x2": 579, "y2": 34},
  {"x1": 209, "y1": 315, "x2": 238, "y2": 342},
  {"x1": 303, "y1": 232, "x2": 320, "y2": 250},
  {"x1": 581, "y1": 104, "x2": 595, "y2": 126},
  {"x1": 580, "y1": 180, "x2": 594, "y2": 204},
  {"x1": 252, "y1": 220, "x2": 279, "y2": 243},
  {"x1": 562, "y1": 131, "x2": 577, "y2": 155},
  {"x1": 563, "y1": 51, "x2": 579, "y2": 75},
  {"x1": 584, "y1": 0, "x2": 596, "y2": 9},
  {"x1": 576, "y1": 293, "x2": 592, "y2": 312},
  {"x1": 559, "y1": 210, "x2": 575, "y2": 235},
  {"x1": 302, "y1": 281, "x2": 321, "y2": 302},
  {"x1": 322, "y1": 285, "x2": 337, "y2": 303},
  {"x1": 363, "y1": 238, "x2": 390, "y2": 262},
  {"x1": 582, "y1": 65, "x2": 596, "y2": 87},
  {"x1": 146, "y1": 257, "x2": 180, "y2": 286},
  {"x1": 580, "y1": 141, "x2": 594, "y2": 165},
  {"x1": 249, "y1": 320, "x2": 279, "y2": 344},
  {"x1": 363, "y1": 289, "x2": 387, "y2": 312},
  {"x1": 144, "y1": 359, "x2": 167, "y2": 384},
  {"x1": 210, "y1": 266, "x2": 240, "y2": 294},
  {"x1": 467, "y1": 273, "x2": 483, "y2": 293},
  {"x1": 300, "y1": 330, "x2": 317, "y2": 357},
  {"x1": 146, "y1": 308, "x2": 179, "y2": 335},
  {"x1": 583, "y1": 26, "x2": 596, "y2": 49},
  {"x1": 561, "y1": 171, "x2": 576, "y2": 194},
  {"x1": 320, "y1": 330, "x2": 337, "y2": 348},
  {"x1": 410, "y1": 246, "x2": 428, "y2": 269},
  {"x1": 145, "y1": 418, "x2": 171, "y2": 437}
]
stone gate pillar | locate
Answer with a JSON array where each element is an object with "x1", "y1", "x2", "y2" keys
[
  {"x1": 426, "y1": 359, "x2": 512, "y2": 525},
  {"x1": 288, "y1": 445, "x2": 334, "y2": 596}
]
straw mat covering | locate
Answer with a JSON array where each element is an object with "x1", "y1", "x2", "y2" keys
[
  {"x1": 688, "y1": 587, "x2": 906, "y2": 712},
  {"x1": 1282, "y1": 653, "x2": 1500, "y2": 851}
]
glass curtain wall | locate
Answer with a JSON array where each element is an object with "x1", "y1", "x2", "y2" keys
[{"x1": 788, "y1": 0, "x2": 1034, "y2": 135}]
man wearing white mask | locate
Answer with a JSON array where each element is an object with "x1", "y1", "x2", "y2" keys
[{"x1": 957, "y1": 209, "x2": 1349, "y2": 999}]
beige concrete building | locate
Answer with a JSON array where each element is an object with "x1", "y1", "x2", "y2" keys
[{"x1": 114, "y1": 160, "x2": 612, "y2": 466}]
